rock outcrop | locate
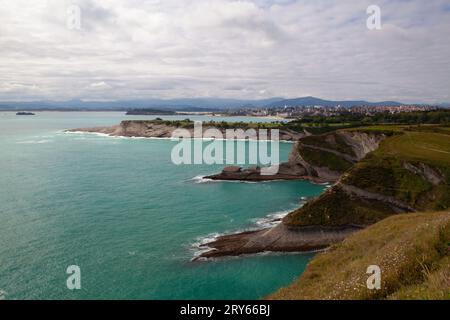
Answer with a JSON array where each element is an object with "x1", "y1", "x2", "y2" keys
[
  {"x1": 69, "y1": 121, "x2": 180, "y2": 138},
  {"x1": 68, "y1": 120, "x2": 307, "y2": 141},
  {"x1": 196, "y1": 224, "x2": 362, "y2": 260},
  {"x1": 204, "y1": 163, "x2": 317, "y2": 182},
  {"x1": 207, "y1": 130, "x2": 387, "y2": 183},
  {"x1": 199, "y1": 128, "x2": 450, "y2": 259},
  {"x1": 403, "y1": 162, "x2": 445, "y2": 186}
]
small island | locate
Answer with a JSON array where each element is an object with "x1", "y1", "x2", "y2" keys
[{"x1": 16, "y1": 112, "x2": 35, "y2": 116}]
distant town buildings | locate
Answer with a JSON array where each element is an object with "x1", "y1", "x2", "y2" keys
[{"x1": 227, "y1": 104, "x2": 439, "y2": 119}]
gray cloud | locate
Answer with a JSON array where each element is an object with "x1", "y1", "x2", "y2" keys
[{"x1": 0, "y1": 0, "x2": 449, "y2": 103}]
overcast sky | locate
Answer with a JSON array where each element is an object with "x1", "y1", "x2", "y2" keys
[{"x1": 1, "y1": 0, "x2": 449, "y2": 103}]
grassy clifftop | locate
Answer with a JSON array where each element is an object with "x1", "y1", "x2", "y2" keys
[
  {"x1": 122, "y1": 119, "x2": 349, "y2": 134},
  {"x1": 284, "y1": 125, "x2": 450, "y2": 227},
  {"x1": 342, "y1": 131, "x2": 450, "y2": 211},
  {"x1": 269, "y1": 211, "x2": 450, "y2": 300}
]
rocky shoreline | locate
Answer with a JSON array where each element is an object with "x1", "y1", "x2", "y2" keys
[
  {"x1": 195, "y1": 224, "x2": 362, "y2": 260},
  {"x1": 197, "y1": 130, "x2": 390, "y2": 259},
  {"x1": 69, "y1": 120, "x2": 395, "y2": 261},
  {"x1": 204, "y1": 164, "x2": 333, "y2": 184},
  {"x1": 67, "y1": 120, "x2": 307, "y2": 141}
]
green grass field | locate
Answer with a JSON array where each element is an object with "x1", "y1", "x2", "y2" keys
[{"x1": 377, "y1": 131, "x2": 450, "y2": 166}]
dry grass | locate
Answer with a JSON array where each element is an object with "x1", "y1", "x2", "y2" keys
[{"x1": 269, "y1": 211, "x2": 450, "y2": 300}]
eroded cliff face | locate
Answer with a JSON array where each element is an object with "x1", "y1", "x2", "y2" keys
[
  {"x1": 289, "y1": 131, "x2": 385, "y2": 164},
  {"x1": 198, "y1": 130, "x2": 397, "y2": 258},
  {"x1": 197, "y1": 223, "x2": 361, "y2": 260},
  {"x1": 285, "y1": 130, "x2": 450, "y2": 228},
  {"x1": 199, "y1": 128, "x2": 450, "y2": 259},
  {"x1": 285, "y1": 130, "x2": 387, "y2": 182},
  {"x1": 206, "y1": 129, "x2": 387, "y2": 183},
  {"x1": 119, "y1": 121, "x2": 179, "y2": 137},
  {"x1": 340, "y1": 131, "x2": 387, "y2": 160},
  {"x1": 70, "y1": 121, "x2": 181, "y2": 138},
  {"x1": 69, "y1": 120, "x2": 308, "y2": 141}
]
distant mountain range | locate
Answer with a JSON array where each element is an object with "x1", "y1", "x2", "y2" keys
[
  {"x1": 0, "y1": 96, "x2": 445, "y2": 111},
  {"x1": 0, "y1": 98, "x2": 282, "y2": 111},
  {"x1": 266, "y1": 96, "x2": 404, "y2": 108}
]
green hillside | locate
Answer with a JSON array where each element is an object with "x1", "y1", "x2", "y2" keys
[{"x1": 284, "y1": 126, "x2": 450, "y2": 227}]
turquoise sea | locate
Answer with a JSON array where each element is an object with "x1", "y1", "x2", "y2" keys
[{"x1": 0, "y1": 112, "x2": 326, "y2": 300}]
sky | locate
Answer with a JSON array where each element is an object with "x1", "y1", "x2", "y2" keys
[{"x1": 0, "y1": 0, "x2": 449, "y2": 103}]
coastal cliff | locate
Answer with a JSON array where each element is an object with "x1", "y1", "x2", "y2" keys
[
  {"x1": 206, "y1": 129, "x2": 387, "y2": 182},
  {"x1": 68, "y1": 120, "x2": 450, "y2": 264},
  {"x1": 269, "y1": 211, "x2": 450, "y2": 300},
  {"x1": 198, "y1": 224, "x2": 361, "y2": 259},
  {"x1": 68, "y1": 119, "x2": 308, "y2": 141},
  {"x1": 199, "y1": 125, "x2": 450, "y2": 259}
]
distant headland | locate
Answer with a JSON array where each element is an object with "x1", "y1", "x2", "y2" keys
[{"x1": 1, "y1": 96, "x2": 447, "y2": 113}]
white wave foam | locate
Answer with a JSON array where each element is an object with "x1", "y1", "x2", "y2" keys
[
  {"x1": 190, "y1": 208, "x2": 296, "y2": 259},
  {"x1": 193, "y1": 232, "x2": 222, "y2": 248},
  {"x1": 63, "y1": 131, "x2": 88, "y2": 135},
  {"x1": 83, "y1": 132, "x2": 112, "y2": 138},
  {"x1": 190, "y1": 195, "x2": 318, "y2": 259},
  {"x1": 17, "y1": 139, "x2": 52, "y2": 144},
  {"x1": 64, "y1": 131, "x2": 110, "y2": 138},
  {"x1": 190, "y1": 232, "x2": 223, "y2": 260},
  {"x1": 251, "y1": 210, "x2": 292, "y2": 228},
  {"x1": 191, "y1": 175, "x2": 217, "y2": 184},
  {"x1": 0, "y1": 289, "x2": 6, "y2": 300},
  {"x1": 65, "y1": 131, "x2": 175, "y2": 141}
]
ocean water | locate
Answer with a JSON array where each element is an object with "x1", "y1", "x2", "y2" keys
[{"x1": 0, "y1": 112, "x2": 326, "y2": 300}]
